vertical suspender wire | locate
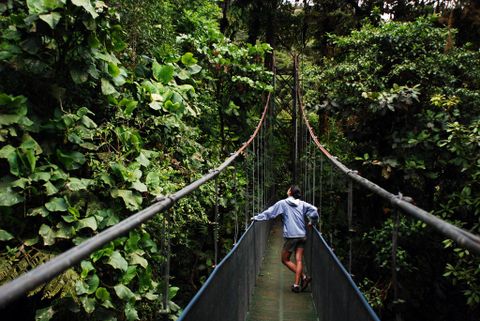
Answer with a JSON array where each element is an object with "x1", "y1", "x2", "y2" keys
[
  {"x1": 312, "y1": 142, "x2": 316, "y2": 207},
  {"x1": 304, "y1": 112, "x2": 307, "y2": 195},
  {"x1": 252, "y1": 139, "x2": 256, "y2": 216},
  {"x1": 262, "y1": 119, "x2": 266, "y2": 209},
  {"x1": 233, "y1": 167, "x2": 239, "y2": 244},
  {"x1": 306, "y1": 121, "x2": 310, "y2": 200},
  {"x1": 305, "y1": 126, "x2": 315, "y2": 204},
  {"x1": 329, "y1": 163, "x2": 334, "y2": 245},
  {"x1": 392, "y1": 208, "x2": 401, "y2": 321},
  {"x1": 319, "y1": 154, "x2": 323, "y2": 232},
  {"x1": 308, "y1": 132, "x2": 312, "y2": 203},
  {"x1": 258, "y1": 121, "x2": 262, "y2": 211},
  {"x1": 159, "y1": 210, "x2": 171, "y2": 313},
  {"x1": 165, "y1": 210, "x2": 171, "y2": 311},
  {"x1": 347, "y1": 179, "x2": 353, "y2": 274},
  {"x1": 306, "y1": 135, "x2": 310, "y2": 203},
  {"x1": 244, "y1": 156, "x2": 249, "y2": 230},
  {"x1": 257, "y1": 129, "x2": 261, "y2": 211},
  {"x1": 302, "y1": 119, "x2": 306, "y2": 196},
  {"x1": 214, "y1": 178, "x2": 219, "y2": 266},
  {"x1": 293, "y1": 55, "x2": 299, "y2": 184}
]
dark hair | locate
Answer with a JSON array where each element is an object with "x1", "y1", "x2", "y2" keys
[{"x1": 289, "y1": 185, "x2": 302, "y2": 199}]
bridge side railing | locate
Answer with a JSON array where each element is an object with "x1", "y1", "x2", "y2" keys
[
  {"x1": 305, "y1": 226, "x2": 381, "y2": 321},
  {"x1": 178, "y1": 220, "x2": 271, "y2": 321}
]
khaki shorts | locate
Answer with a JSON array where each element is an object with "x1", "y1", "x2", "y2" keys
[{"x1": 283, "y1": 237, "x2": 307, "y2": 253}]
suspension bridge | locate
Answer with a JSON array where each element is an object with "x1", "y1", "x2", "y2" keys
[{"x1": 1, "y1": 55, "x2": 479, "y2": 321}]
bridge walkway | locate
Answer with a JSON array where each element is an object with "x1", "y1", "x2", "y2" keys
[{"x1": 247, "y1": 222, "x2": 318, "y2": 321}]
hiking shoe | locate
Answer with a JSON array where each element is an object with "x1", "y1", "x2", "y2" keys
[
  {"x1": 301, "y1": 276, "x2": 312, "y2": 292},
  {"x1": 291, "y1": 284, "x2": 300, "y2": 293}
]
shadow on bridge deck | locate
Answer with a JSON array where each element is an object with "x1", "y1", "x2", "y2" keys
[{"x1": 247, "y1": 222, "x2": 318, "y2": 321}]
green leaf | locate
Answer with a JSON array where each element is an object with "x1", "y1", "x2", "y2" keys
[
  {"x1": 27, "y1": 0, "x2": 66, "y2": 14},
  {"x1": 66, "y1": 177, "x2": 93, "y2": 191},
  {"x1": 148, "y1": 101, "x2": 162, "y2": 111},
  {"x1": 0, "y1": 229, "x2": 14, "y2": 241},
  {"x1": 80, "y1": 260, "x2": 95, "y2": 278},
  {"x1": 91, "y1": 245, "x2": 114, "y2": 262},
  {"x1": 108, "y1": 251, "x2": 128, "y2": 271},
  {"x1": 152, "y1": 62, "x2": 174, "y2": 84},
  {"x1": 114, "y1": 284, "x2": 136, "y2": 301},
  {"x1": 120, "y1": 266, "x2": 137, "y2": 285},
  {"x1": 70, "y1": 68, "x2": 89, "y2": 84},
  {"x1": 108, "y1": 62, "x2": 120, "y2": 78},
  {"x1": 76, "y1": 274, "x2": 99, "y2": 295},
  {"x1": 28, "y1": 206, "x2": 49, "y2": 217},
  {"x1": 101, "y1": 78, "x2": 117, "y2": 96},
  {"x1": 81, "y1": 115, "x2": 97, "y2": 129},
  {"x1": 0, "y1": 180, "x2": 24, "y2": 206},
  {"x1": 169, "y1": 286, "x2": 180, "y2": 300},
  {"x1": 111, "y1": 189, "x2": 142, "y2": 211},
  {"x1": 39, "y1": 12, "x2": 61, "y2": 29},
  {"x1": 145, "y1": 172, "x2": 160, "y2": 189},
  {"x1": 71, "y1": 0, "x2": 98, "y2": 18},
  {"x1": 35, "y1": 306, "x2": 55, "y2": 321},
  {"x1": 24, "y1": 236, "x2": 39, "y2": 246},
  {"x1": 95, "y1": 287, "x2": 111, "y2": 301},
  {"x1": 131, "y1": 181, "x2": 147, "y2": 193},
  {"x1": 54, "y1": 222, "x2": 74, "y2": 239},
  {"x1": 39, "y1": 224, "x2": 56, "y2": 246},
  {"x1": 181, "y1": 52, "x2": 198, "y2": 66},
  {"x1": 11, "y1": 178, "x2": 29, "y2": 189},
  {"x1": 125, "y1": 231, "x2": 140, "y2": 252},
  {"x1": 77, "y1": 216, "x2": 98, "y2": 231},
  {"x1": 144, "y1": 291, "x2": 158, "y2": 301},
  {"x1": 80, "y1": 296, "x2": 96, "y2": 314},
  {"x1": 0, "y1": 145, "x2": 20, "y2": 176},
  {"x1": 135, "y1": 152, "x2": 150, "y2": 167},
  {"x1": 32, "y1": 172, "x2": 51, "y2": 182},
  {"x1": 56, "y1": 149, "x2": 86, "y2": 170},
  {"x1": 43, "y1": 181, "x2": 58, "y2": 196},
  {"x1": 122, "y1": 99, "x2": 138, "y2": 116},
  {"x1": 129, "y1": 252, "x2": 148, "y2": 268},
  {"x1": 95, "y1": 287, "x2": 115, "y2": 308},
  {"x1": 45, "y1": 197, "x2": 68, "y2": 212},
  {"x1": 125, "y1": 301, "x2": 139, "y2": 321},
  {"x1": 188, "y1": 64, "x2": 202, "y2": 74},
  {"x1": 177, "y1": 69, "x2": 190, "y2": 80}
]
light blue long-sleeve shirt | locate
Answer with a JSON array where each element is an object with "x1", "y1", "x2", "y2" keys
[{"x1": 253, "y1": 196, "x2": 319, "y2": 238}]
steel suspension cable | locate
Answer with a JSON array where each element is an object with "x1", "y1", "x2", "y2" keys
[
  {"x1": 296, "y1": 83, "x2": 480, "y2": 255},
  {"x1": 0, "y1": 93, "x2": 272, "y2": 307}
]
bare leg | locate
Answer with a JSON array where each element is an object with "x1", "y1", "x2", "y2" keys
[
  {"x1": 281, "y1": 249, "x2": 297, "y2": 275},
  {"x1": 294, "y1": 248, "x2": 304, "y2": 286},
  {"x1": 282, "y1": 249, "x2": 306, "y2": 286}
]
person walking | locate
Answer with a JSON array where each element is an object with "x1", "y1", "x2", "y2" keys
[{"x1": 252, "y1": 185, "x2": 319, "y2": 293}]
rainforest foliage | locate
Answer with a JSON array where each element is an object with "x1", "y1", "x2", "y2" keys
[
  {"x1": 1, "y1": 1, "x2": 480, "y2": 321},
  {"x1": 0, "y1": 0, "x2": 271, "y2": 320}
]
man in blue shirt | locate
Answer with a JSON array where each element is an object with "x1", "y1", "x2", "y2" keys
[{"x1": 253, "y1": 185, "x2": 319, "y2": 292}]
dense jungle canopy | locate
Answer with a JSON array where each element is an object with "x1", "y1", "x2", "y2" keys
[{"x1": 0, "y1": 1, "x2": 479, "y2": 320}]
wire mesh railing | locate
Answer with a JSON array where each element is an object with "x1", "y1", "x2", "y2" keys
[
  {"x1": 305, "y1": 226, "x2": 380, "y2": 321},
  {"x1": 178, "y1": 220, "x2": 271, "y2": 321}
]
